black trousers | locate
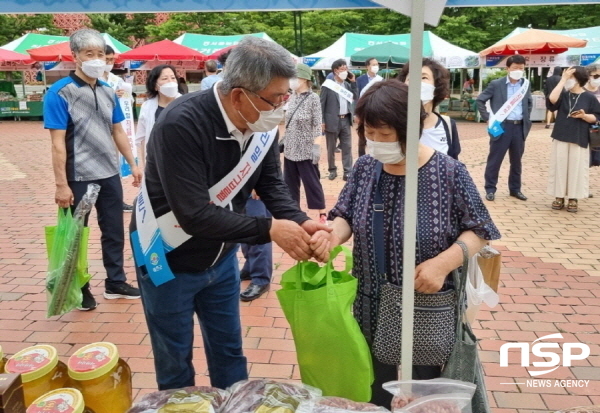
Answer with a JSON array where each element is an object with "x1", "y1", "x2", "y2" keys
[
  {"x1": 325, "y1": 116, "x2": 353, "y2": 175},
  {"x1": 283, "y1": 158, "x2": 326, "y2": 210},
  {"x1": 484, "y1": 121, "x2": 525, "y2": 194},
  {"x1": 69, "y1": 174, "x2": 127, "y2": 287},
  {"x1": 369, "y1": 350, "x2": 442, "y2": 409}
]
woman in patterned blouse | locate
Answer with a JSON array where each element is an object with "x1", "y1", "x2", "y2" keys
[
  {"x1": 311, "y1": 80, "x2": 500, "y2": 408},
  {"x1": 283, "y1": 63, "x2": 327, "y2": 224}
]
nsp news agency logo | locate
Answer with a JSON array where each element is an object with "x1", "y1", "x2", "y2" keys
[{"x1": 499, "y1": 333, "x2": 591, "y2": 388}]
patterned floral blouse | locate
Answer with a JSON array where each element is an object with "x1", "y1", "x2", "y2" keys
[
  {"x1": 328, "y1": 152, "x2": 501, "y2": 342},
  {"x1": 283, "y1": 91, "x2": 322, "y2": 162}
]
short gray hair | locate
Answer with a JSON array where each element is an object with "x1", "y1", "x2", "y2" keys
[
  {"x1": 219, "y1": 36, "x2": 296, "y2": 94},
  {"x1": 587, "y1": 64, "x2": 600, "y2": 74},
  {"x1": 70, "y1": 29, "x2": 105, "y2": 54}
]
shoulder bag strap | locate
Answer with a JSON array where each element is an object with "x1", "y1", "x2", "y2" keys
[
  {"x1": 453, "y1": 240, "x2": 470, "y2": 334},
  {"x1": 285, "y1": 94, "x2": 311, "y2": 129},
  {"x1": 372, "y1": 161, "x2": 386, "y2": 277}
]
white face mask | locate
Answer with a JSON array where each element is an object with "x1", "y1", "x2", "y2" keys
[
  {"x1": 338, "y1": 71, "x2": 348, "y2": 80},
  {"x1": 509, "y1": 70, "x2": 524, "y2": 81},
  {"x1": 591, "y1": 78, "x2": 600, "y2": 88},
  {"x1": 366, "y1": 138, "x2": 405, "y2": 165},
  {"x1": 289, "y1": 78, "x2": 300, "y2": 91},
  {"x1": 370, "y1": 65, "x2": 379, "y2": 75},
  {"x1": 159, "y1": 82, "x2": 179, "y2": 98},
  {"x1": 239, "y1": 89, "x2": 284, "y2": 133},
  {"x1": 564, "y1": 79, "x2": 577, "y2": 91},
  {"x1": 104, "y1": 64, "x2": 114, "y2": 73},
  {"x1": 80, "y1": 59, "x2": 106, "y2": 79},
  {"x1": 421, "y1": 82, "x2": 436, "y2": 104}
]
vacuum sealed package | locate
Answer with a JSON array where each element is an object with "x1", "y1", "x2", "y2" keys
[
  {"x1": 297, "y1": 396, "x2": 390, "y2": 412},
  {"x1": 383, "y1": 378, "x2": 476, "y2": 413},
  {"x1": 126, "y1": 386, "x2": 229, "y2": 413},
  {"x1": 222, "y1": 380, "x2": 320, "y2": 413}
]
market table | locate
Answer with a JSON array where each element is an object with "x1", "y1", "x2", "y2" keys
[{"x1": 0, "y1": 100, "x2": 43, "y2": 118}]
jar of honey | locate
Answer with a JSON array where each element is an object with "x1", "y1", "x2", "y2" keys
[
  {"x1": 0, "y1": 344, "x2": 7, "y2": 373},
  {"x1": 26, "y1": 387, "x2": 96, "y2": 413},
  {"x1": 4, "y1": 345, "x2": 69, "y2": 406},
  {"x1": 67, "y1": 343, "x2": 132, "y2": 413}
]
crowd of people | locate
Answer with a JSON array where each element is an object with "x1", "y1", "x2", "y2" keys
[{"x1": 42, "y1": 27, "x2": 599, "y2": 410}]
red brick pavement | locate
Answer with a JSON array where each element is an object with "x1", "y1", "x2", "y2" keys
[{"x1": 0, "y1": 120, "x2": 599, "y2": 412}]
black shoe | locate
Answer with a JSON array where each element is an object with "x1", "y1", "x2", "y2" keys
[
  {"x1": 104, "y1": 282, "x2": 141, "y2": 300},
  {"x1": 78, "y1": 284, "x2": 97, "y2": 311},
  {"x1": 335, "y1": 147, "x2": 341, "y2": 153},
  {"x1": 343, "y1": 174, "x2": 348, "y2": 181},
  {"x1": 545, "y1": 125, "x2": 550, "y2": 129},
  {"x1": 589, "y1": 193, "x2": 594, "y2": 198},
  {"x1": 123, "y1": 203, "x2": 133, "y2": 212},
  {"x1": 510, "y1": 191, "x2": 528, "y2": 201},
  {"x1": 240, "y1": 283, "x2": 270, "y2": 302},
  {"x1": 240, "y1": 270, "x2": 251, "y2": 281},
  {"x1": 485, "y1": 192, "x2": 495, "y2": 201},
  {"x1": 328, "y1": 172, "x2": 337, "y2": 180}
]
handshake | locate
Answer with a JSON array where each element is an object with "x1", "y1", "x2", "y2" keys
[{"x1": 269, "y1": 218, "x2": 341, "y2": 262}]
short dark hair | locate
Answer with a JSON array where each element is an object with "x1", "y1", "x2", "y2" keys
[
  {"x1": 218, "y1": 50, "x2": 231, "y2": 67},
  {"x1": 205, "y1": 59, "x2": 218, "y2": 73},
  {"x1": 331, "y1": 59, "x2": 347, "y2": 72},
  {"x1": 572, "y1": 66, "x2": 589, "y2": 87},
  {"x1": 552, "y1": 66, "x2": 562, "y2": 76},
  {"x1": 398, "y1": 58, "x2": 450, "y2": 110},
  {"x1": 105, "y1": 45, "x2": 115, "y2": 55},
  {"x1": 506, "y1": 55, "x2": 526, "y2": 67},
  {"x1": 366, "y1": 57, "x2": 377, "y2": 66},
  {"x1": 355, "y1": 80, "x2": 426, "y2": 153},
  {"x1": 146, "y1": 64, "x2": 178, "y2": 99}
]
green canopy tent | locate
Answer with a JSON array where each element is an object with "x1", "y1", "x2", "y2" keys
[
  {"x1": 350, "y1": 42, "x2": 410, "y2": 67},
  {"x1": 0, "y1": 33, "x2": 68, "y2": 54}
]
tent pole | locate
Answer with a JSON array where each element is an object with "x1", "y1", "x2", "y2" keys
[
  {"x1": 401, "y1": 0, "x2": 425, "y2": 382},
  {"x1": 293, "y1": 12, "x2": 299, "y2": 56},
  {"x1": 299, "y1": 11, "x2": 304, "y2": 56},
  {"x1": 21, "y1": 70, "x2": 26, "y2": 97}
]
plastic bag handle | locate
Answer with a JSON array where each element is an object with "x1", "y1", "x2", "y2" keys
[{"x1": 293, "y1": 245, "x2": 354, "y2": 288}]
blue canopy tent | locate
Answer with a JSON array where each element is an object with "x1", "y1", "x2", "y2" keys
[{"x1": 4, "y1": 0, "x2": 599, "y2": 382}]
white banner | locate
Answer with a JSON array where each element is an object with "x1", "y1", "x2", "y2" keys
[{"x1": 322, "y1": 79, "x2": 354, "y2": 103}]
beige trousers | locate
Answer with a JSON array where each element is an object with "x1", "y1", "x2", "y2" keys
[{"x1": 547, "y1": 139, "x2": 589, "y2": 199}]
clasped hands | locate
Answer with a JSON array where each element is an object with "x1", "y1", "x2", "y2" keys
[{"x1": 269, "y1": 220, "x2": 338, "y2": 262}]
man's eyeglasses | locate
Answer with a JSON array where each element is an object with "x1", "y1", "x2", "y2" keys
[
  {"x1": 235, "y1": 87, "x2": 285, "y2": 110},
  {"x1": 592, "y1": 74, "x2": 600, "y2": 79}
]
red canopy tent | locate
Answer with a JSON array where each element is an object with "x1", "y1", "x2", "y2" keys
[
  {"x1": 26, "y1": 42, "x2": 74, "y2": 62},
  {"x1": 207, "y1": 45, "x2": 235, "y2": 60},
  {"x1": 0, "y1": 48, "x2": 33, "y2": 64},
  {"x1": 479, "y1": 28, "x2": 588, "y2": 56},
  {"x1": 119, "y1": 39, "x2": 206, "y2": 61}
]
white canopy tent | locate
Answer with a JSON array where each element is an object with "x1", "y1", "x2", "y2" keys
[
  {"x1": 3, "y1": 0, "x2": 600, "y2": 383},
  {"x1": 304, "y1": 31, "x2": 481, "y2": 70}
]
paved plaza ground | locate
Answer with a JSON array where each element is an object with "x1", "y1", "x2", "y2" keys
[{"x1": 0, "y1": 118, "x2": 599, "y2": 412}]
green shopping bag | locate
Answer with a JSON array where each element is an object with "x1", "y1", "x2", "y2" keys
[
  {"x1": 276, "y1": 245, "x2": 374, "y2": 402},
  {"x1": 44, "y1": 209, "x2": 92, "y2": 317}
]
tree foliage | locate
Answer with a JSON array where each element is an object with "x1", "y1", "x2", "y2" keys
[
  {"x1": 2, "y1": 5, "x2": 600, "y2": 55},
  {"x1": 0, "y1": 14, "x2": 61, "y2": 46}
]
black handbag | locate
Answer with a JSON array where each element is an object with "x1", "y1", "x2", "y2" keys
[
  {"x1": 441, "y1": 241, "x2": 491, "y2": 413},
  {"x1": 590, "y1": 122, "x2": 600, "y2": 149},
  {"x1": 370, "y1": 161, "x2": 458, "y2": 367},
  {"x1": 280, "y1": 94, "x2": 310, "y2": 153}
]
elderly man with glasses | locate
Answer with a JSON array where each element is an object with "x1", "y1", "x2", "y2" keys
[{"x1": 130, "y1": 36, "x2": 330, "y2": 391}]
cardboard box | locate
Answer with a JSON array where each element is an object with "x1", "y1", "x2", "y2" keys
[{"x1": 0, "y1": 373, "x2": 25, "y2": 413}]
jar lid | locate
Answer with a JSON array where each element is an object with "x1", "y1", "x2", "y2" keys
[
  {"x1": 5, "y1": 345, "x2": 59, "y2": 383},
  {"x1": 26, "y1": 388, "x2": 85, "y2": 413},
  {"x1": 68, "y1": 342, "x2": 119, "y2": 381}
]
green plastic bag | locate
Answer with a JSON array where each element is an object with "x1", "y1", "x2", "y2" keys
[
  {"x1": 44, "y1": 208, "x2": 91, "y2": 317},
  {"x1": 276, "y1": 245, "x2": 374, "y2": 402}
]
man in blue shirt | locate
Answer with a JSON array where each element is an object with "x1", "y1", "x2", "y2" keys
[
  {"x1": 476, "y1": 55, "x2": 532, "y2": 202},
  {"x1": 200, "y1": 59, "x2": 221, "y2": 91},
  {"x1": 44, "y1": 29, "x2": 142, "y2": 310}
]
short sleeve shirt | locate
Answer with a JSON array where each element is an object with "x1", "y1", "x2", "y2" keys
[{"x1": 44, "y1": 73, "x2": 124, "y2": 181}]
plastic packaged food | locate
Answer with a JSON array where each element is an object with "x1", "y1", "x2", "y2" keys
[
  {"x1": 383, "y1": 379, "x2": 476, "y2": 413},
  {"x1": 4, "y1": 344, "x2": 69, "y2": 406},
  {"x1": 126, "y1": 386, "x2": 229, "y2": 413},
  {"x1": 67, "y1": 343, "x2": 131, "y2": 413},
  {"x1": 222, "y1": 380, "x2": 321, "y2": 413},
  {"x1": 0, "y1": 344, "x2": 7, "y2": 373},
  {"x1": 297, "y1": 396, "x2": 390, "y2": 412}
]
